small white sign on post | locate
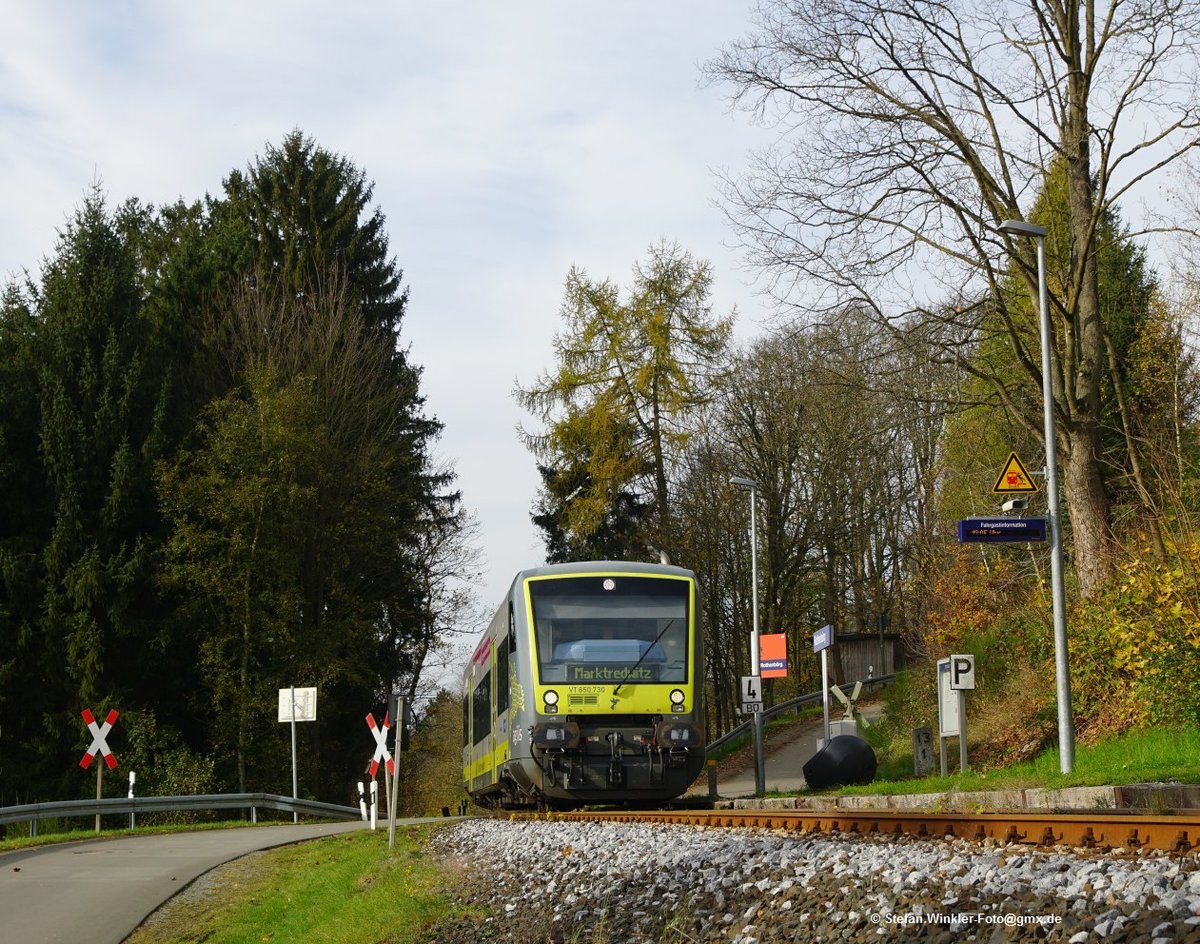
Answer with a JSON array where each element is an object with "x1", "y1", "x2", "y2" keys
[
  {"x1": 279, "y1": 686, "x2": 317, "y2": 823},
  {"x1": 278, "y1": 687, "x2": 317, "y2": 722},
  {"x1": 740, "y1": 675, "x2": 763, "y2": 714}
]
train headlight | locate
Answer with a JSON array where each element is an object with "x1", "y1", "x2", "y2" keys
[
  {"x1": 670, "y1": 689, "x2": 686, "y2": 706},
  {"x1": 543, "y1": 689, "x2": 560, "y2": 709}
]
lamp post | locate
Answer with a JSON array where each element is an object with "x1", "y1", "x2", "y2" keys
[
  {"x1": 998, "y1": 219, "x2": 1075, "y2": 774},
  {"x1": 730, "y1": 475, "x2": 766, "y2": 796}
]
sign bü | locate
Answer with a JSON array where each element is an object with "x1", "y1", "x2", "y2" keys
[{"x1": 80, "y1": 709, "x2": 118, "y2": 770}]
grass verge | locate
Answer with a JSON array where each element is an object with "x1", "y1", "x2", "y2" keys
[
  {"x1": 125, "y1": 827, "x2": 467, "y2": 944},
  {"x1": 837, "y1": 726, "x2": 1200, "y2": 797}
]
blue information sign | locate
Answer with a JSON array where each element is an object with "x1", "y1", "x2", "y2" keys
[
  {"x1": 957, "y1": 518, "x2": 1047, "y2": 543},
  {"x1": 812, "y1": 624, "x2": 833, "y2": 653}
]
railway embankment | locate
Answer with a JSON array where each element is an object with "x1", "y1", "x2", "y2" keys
[
  {"x1": 719, "y1": 782, "x2": 1200, "y2": 813},
  {"x1": 430, "y1": 817, "x2": 1200, "y2": 943}
]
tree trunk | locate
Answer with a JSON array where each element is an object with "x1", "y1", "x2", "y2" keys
[
  {"x1": 1061, "y1": 425, "x2": 1113, "y2": 596},
  {"x1": 1061, "y1": 5, "x2": 1116, "y2": 595}
]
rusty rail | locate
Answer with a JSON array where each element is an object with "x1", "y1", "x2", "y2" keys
[{"x1": 517, "y1": 807, "x2": 1200, "y2": 855}]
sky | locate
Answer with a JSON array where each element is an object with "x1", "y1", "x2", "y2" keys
[{"x1": 0, "y1": 3, "x2": 776, "y2": 635}]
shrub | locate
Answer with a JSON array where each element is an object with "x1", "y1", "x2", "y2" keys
[
  {"x1": 1071, "y1": 541, "x2": 1200, "y2": 736},
  {"x1": 120, "y1": 709, "x2": 217, "y2": 823}
]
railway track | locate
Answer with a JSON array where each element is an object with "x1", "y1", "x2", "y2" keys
[{"x1": 516, "y1": 806, "x2": 1200, "y2": 854}]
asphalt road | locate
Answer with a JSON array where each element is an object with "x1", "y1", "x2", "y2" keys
[
  {"x1": 0, "y1": 820, "x2": 371, "y2": 944},
  {"x1": 716, "y1": 701, "x2": 886, "y2": 797}
]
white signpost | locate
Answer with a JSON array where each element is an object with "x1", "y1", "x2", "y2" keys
[
  {"x1": 278, "y1": 686, "x2": 317, "y2": 822},
  {"x1": 357, "y1": 780, "x2": 368, "y2": 824},
  {"x1": 813, "y1": 625, "x2": 833, "y2": 746},
  {"x1": 936, "y1": 656, "x2": 975, "y2": 774}
]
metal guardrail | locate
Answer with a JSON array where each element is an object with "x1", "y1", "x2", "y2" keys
[
  {"x1": 0, "y1": 792, "x2": 361, "y2": 831},
  {"x1": 705, "y1": 673, "x2": 895, "y2": 755},
  {"x1": 1, "y1": 681, "x2": 897, "y2": 829}
]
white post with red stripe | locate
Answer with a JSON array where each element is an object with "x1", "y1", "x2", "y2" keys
[{"x1": 80, "y1": 708, "x2": 118, "y2": 833}]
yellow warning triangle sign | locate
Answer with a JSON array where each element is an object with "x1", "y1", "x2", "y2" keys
[{"x1": 993, "y1": 452, "x2": 1039, "y2": 493}]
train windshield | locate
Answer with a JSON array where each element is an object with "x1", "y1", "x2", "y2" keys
[{"x1": 528, "y1": 575, "x2": 689, "y2": 684}]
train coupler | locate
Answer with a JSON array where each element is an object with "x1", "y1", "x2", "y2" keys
[{"x1": 607, "y1": 760, "x2": 626, "y2": 787}]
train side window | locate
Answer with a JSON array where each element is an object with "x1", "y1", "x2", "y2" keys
[
  {"x1": 508, "y1": 602, "x2": 516, "y2": 649},
  {"x1": 462, "y1": 692, "x2": 470, "y2": 747},
  {"x1": 472, "y1": 672, "x2": 491, "y2": 745},
  {"x1": 496, "y1": 636, "x2": 510, "y2": 716}
]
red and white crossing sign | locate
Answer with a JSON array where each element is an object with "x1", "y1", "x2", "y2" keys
[
  {"x1": 80, "y1": 708, "x2": 119, "y2": 770},
  {"x1": 365, "y1": 712, "x2": 394, "y2": 778}
]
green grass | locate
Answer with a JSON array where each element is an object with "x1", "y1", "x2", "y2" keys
[
  {"x1": 126, "y1": 827, "x2": 468, "y2": 944},
  {"x1": 833, "y1": 726, "x2": 1200, "y2": 797}
]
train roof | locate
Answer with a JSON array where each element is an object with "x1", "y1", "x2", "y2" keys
[{"x1": 511, "y1": 560, "x2": 696, "y2": 586}]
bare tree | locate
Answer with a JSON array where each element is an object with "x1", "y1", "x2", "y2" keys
[
  {"x1": 673, "y1": 314, "x2": 953, "y2": 730},
  {"x1": 710, "y1": 0, "x2": 1200, "y2": 594},
  {"x1": 402, "y1": 472, "x2": 485, "y2": 707}
]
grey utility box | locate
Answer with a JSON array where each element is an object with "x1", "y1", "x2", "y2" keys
[{"x1": 829, "y1": 718, "x2": 859, "y2": 739}]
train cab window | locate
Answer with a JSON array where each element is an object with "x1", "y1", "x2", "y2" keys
[
  {"x1": 496, "y1": 636, "x2": 510, "y2": 716},
  {"x1": 471, "y1": 672, "x2": 492, "y2": 745},
  {"x1": 528, "y1": 575, "x2": 689, "y2": 685}
]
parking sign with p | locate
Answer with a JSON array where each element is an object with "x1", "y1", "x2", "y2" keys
[{"x1": 949, "y1": 654, "x2": 976, "y2": 690}]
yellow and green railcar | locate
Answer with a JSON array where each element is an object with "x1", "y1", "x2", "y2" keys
[{"x1": 462, "y1": 561, "x2": 705, "y2": 809}]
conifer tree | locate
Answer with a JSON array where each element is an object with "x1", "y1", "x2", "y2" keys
[{"x1": 517, "y1": 242, "x2": 731, "y2": 558}]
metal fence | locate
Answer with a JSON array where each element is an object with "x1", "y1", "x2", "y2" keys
[
  {"x1": 0, "y1": 792, "x2": 361, "y2": 834},
  {"x1": 705, "y1": 673, "x2": 895, "y2": 755}
]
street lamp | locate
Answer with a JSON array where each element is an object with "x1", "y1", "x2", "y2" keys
[
  {"x1": 730, "y1": 475, "x2": 766, "y2": 796},
  {"x1": 998, "y1": 218, "x2": 1075, "y2": 774}
]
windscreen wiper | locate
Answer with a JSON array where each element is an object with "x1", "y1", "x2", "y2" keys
[{"x1": 612, "y1": 618, "x2": 678, "y2": 699}]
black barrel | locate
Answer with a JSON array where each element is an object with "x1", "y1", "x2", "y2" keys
[{"x1": 802, "y1": 735, "x2": 877, "y2": 790}]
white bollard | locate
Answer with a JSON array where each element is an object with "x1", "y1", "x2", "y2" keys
[
  {"x1": 369, "y1": 780, "x2": 378, "y2": 831},
  {"x1": 357, "y1": 781, "x2": 368, "y2": 822}
]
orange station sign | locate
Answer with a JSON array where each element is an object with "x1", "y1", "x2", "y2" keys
[{"x1": 760, "y1": 633, "x2": 788, "y2": 678}]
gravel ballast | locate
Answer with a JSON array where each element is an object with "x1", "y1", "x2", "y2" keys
[{"x1": 429, "y1": 818, "x2": 1200, "y2": 942}]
